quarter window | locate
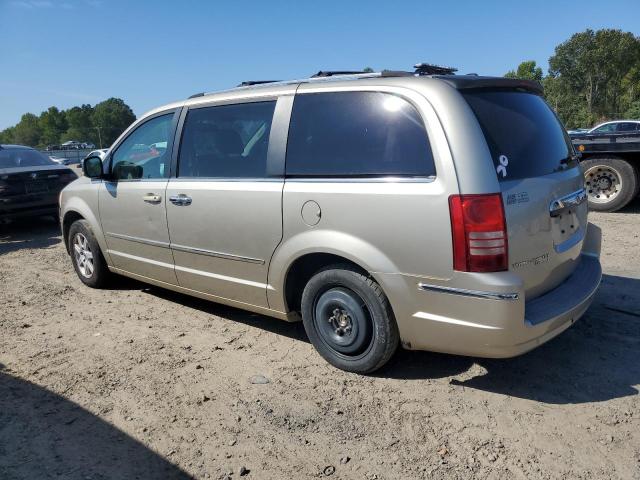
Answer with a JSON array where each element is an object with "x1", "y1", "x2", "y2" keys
[
  {"x1": 285, "y1": 92, "x2": 435, "y2": 177},
  {"x1": 178, "y1": 101, "x2": 276, "y2": 178},
  {"x1": 111, "y1": 113, "x2": 174, "y2": 180}
]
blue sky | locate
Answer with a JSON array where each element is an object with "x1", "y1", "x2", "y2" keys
[{"x1": 1, "y1": 0, "x2": 639, "y2": 130}]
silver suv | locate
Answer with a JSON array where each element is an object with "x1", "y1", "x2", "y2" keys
[{"x1": 60, "y1": 67, "x2": 602, "y2": 373}]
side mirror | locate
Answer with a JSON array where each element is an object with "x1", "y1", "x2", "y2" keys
[{"x1": 83, "y1": 155, "x2": 104, "y2": 178}]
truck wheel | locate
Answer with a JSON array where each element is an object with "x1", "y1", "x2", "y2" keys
[
  {"x1": 582, "y1": 157, "x2": 638, "y2": 212},
  {"x1": 300, "y1": 265, "x2": 399, "y2": 374}
]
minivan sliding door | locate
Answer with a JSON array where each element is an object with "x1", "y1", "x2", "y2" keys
[{"x1": 165, "y1": 96, "x2": 292, "y2": 308}]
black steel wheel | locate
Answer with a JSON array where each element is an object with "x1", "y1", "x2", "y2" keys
[{"x1": 301, "y1": 265, "x2": 399, "y2": 373}]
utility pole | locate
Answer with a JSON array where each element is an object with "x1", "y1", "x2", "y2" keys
[{"x1": 94, "y1": 126, "x2": 103, "y2": 148}]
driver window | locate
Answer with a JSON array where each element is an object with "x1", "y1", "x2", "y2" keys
[
  {"x1": 111, "y1": 113, "x2": 173, "y2": 180},
  {"x1": 593, "y1": 123, "x2": 615, "y2": 134}
]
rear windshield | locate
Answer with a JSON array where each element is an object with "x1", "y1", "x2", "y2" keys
[
  {"x1": 0, "y1": 148, "x2": 54, "y2": 169},
  {"x1": 463, "y1": 91, "x2": 575, "y2": 181}
]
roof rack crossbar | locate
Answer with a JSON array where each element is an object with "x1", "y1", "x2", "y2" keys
[
  {"x1": 414, "y1": 63, "x2": 458, "y2": 76},
  {"x1": 237, "y1": 80, "x2": 281, "y2": 87},
  {"x1": 311, "y1": 70, "x2": 369, "y2": 78}
]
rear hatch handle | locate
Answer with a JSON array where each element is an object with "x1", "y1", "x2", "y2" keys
[{"x1": 549, "y1": 188, "x2": 587, "y2": 217}]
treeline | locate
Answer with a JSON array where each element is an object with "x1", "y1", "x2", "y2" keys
[
  {"x1": 506, "y1": 28, "x2": 640, "y2": 129},
  {"x1": 0, "y1": 98, "x2": 136, "y2": 149}
]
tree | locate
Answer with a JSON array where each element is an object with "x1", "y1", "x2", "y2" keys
[
  {"x1": 625, "y1": 100, "x2": 640, "y2": 119},
  {"x1": 39, "y1": 106, "x2": 68, "y2": 147},
  {"x1": 92, "y1": 98, "x2": 136, "y2": 147},
  {"x1": 504, "y1": 60, "x2": 543, "y2": 82},
  {"x1": 0, "y1": 127, "x2": 16, "y2": 145},
  {"x1": 12, "y1": 113, "x2": 42, "y2": 147},
  {"x1": 64, "y1": 104, "x2": 96, "y2": 144},
  {"x1": 547, "y1": 29, "x2": 640, "y2": 124},
  {"x1": 362, "y1": 67, "x2": 374, "y2": 73}
]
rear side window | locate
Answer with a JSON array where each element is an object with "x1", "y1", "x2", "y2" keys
[
  {"x1": 463, "y1": 91, "x2": 574, "y2": 181},
  {"x1": 178, "y1": 101, "x2": 276, "y2": 178},
  {"x1": 286, "y1": 92, "x2": 435, "y2": 177},
  {"x1": 616, "y1": 122, "x2": 638, "y2": 133}
]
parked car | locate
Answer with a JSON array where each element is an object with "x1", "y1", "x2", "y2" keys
[
  {"x1": 82, "y1": 142, "x2": 96, "y2": 149},
  {"x1": 1, "y1": 144, "x2": 77, "y2": 221},
  {"x1": 49, "y1": 155, "x2": 70, "y2": 165},
  {"x1": 569, "y1": 119, "x2": 640, "y2": 211},
  {"x1": 60, "y1": 141, "x2": 84, "y2": 150},
  {"x1": 59, "y1": 67, "x2": 602, "y2": 373}
]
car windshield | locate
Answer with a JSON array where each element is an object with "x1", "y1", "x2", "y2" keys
[{"x1": 0, "y1": 148, "x2": 54, "y2": 169}]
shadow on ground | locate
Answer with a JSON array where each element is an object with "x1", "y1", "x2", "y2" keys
[
  {"x1": 144, "y1": 273, "x2": 639, "y2": 405},
  {"x1": 144, "y1": 286, "x2": 309, "y2": 344},
  {"x1": 617, "y1": 195, "x2": 640, "y2": 214},
  {"x1": 0, "y1": 362, "x2": 193, "y2": 480},
  {"x1": 378, "y1": 273, "x2": 640, "y2": 404},
  {"x1": 0, "y1": 216, "x2": 60, "y2": 256}
]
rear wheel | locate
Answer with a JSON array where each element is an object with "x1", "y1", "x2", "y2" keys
[
  {"x1": 301, "y1": 265, "x2": 399, "y2": 374},
  {"x1": 582, "y1": 157, "x2": 638, "y2": 212},
  {"x1": 68, "y1": 219, "x2": 110, "y2": 288}
]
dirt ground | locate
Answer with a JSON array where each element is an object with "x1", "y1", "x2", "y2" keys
[{"x1": 1, "y1": 200, "x2": 639, "y2": 480}]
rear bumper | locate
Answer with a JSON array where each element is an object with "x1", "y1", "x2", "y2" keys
[
  {"x1": 0, "y1": 192, "x2": 61, "y2": 220},
  {"x1": 379, "y1": 223, "x2": 602, "y2": 358},
  {"x1": 0, "y1": 204, "x2": 59, "y2": 220}
]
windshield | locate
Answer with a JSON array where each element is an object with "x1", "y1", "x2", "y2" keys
[
  {"x1": 463, "y1": 91, "x2": 574, "y2": 181},
  {"x1": 0, "y1": 148, "x2": 55, "y2": 169}
]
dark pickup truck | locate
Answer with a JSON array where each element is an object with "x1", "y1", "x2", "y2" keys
[{"x1": 570, "y1": 120, "x2": 640, "y2": 212}]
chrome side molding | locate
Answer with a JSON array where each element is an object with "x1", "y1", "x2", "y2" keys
[
  {"x1": 418, "y1": 283, "x2": 519, "y2": 301},
  {"x1": 170, "y1": 243, "x2": 265, "y2": 264}
]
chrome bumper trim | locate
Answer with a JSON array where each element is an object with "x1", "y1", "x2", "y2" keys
[{"x1": 418, "y1": 283, "x2": 519, "y2": 301}]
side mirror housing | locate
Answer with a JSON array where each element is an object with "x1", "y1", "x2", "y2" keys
[{"x1": 83, "y1": 155, "x2": 103, "y2": 178}]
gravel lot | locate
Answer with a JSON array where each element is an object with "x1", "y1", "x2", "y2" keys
[{"x1": 1, "y1": 201, "x2": 639, "y2": 480}]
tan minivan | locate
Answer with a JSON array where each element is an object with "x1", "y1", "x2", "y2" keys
[{"x1": 60, "y1": 66, "x2": 602, "y2": 373}]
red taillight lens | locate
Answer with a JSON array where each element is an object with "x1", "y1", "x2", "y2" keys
[{"x1": 449, "y1": 193, "x2": 508, "y2": 272}]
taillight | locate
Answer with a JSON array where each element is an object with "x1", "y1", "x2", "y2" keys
[{"x1": 449, "y1": 193, "x2": 508, "y2": 272}]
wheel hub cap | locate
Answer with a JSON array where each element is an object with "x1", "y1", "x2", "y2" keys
[
  {"x1": 73, "y1": 233, "x2": 94, "y2": 278},
  {"x1": 313, "y1": 287, "x2": 373, "y2": 356},
  {"x1": 329, "y1": 308, "x2": 353, "y2": 336},
  {"x1": 584, "y1": 165, "x2": 622, "y2": 203}
]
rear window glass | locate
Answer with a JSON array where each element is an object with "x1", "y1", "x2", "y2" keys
[
  {"x1": 0, "y1": 149, "x2": 54, "y2": 169},
  {"x1": 463, "y1": 91, "x2": 574, "y2": 181},
  {"x1": 286, "y1": 92, "x2": 435, "y2": 177}
]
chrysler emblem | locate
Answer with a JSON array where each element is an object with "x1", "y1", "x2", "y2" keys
[{"x1": 30, "y1": 173, "x2": 37, "y2": 179}]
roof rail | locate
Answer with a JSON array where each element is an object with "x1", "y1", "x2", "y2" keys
[
  {"x1": 188, "y1": 92, "x2": 205, "y2": 99},
  {"x1": 414, "y1": 63, "x2": 458, "y2": 75},
  {"x1": 237, "y1": 80, "x2": 281, "y2": 87},
  {"x1": 311, "y1": 70, "x2": 369, "y2": 78}
]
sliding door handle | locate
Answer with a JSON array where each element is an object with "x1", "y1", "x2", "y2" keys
[
  {"x1": 169, "y1": 194, "x2": 192, "y2": 206},
  {"x1": 143, "y1": 193, "x2": 162, "y2": 203}
]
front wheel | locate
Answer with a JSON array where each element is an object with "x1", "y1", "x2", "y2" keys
[
  {"x1": 301, "y1": 265, "x2": 399, "y2": 374},
  {"x1": 582, "y1": 157, "x2": 638, "y2": 212},
  {"x1": 68, "y1": 219, "x2": 110, "y2": 288}
]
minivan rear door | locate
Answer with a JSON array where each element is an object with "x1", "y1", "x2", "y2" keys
[{"x1": 463, "y1": 90, "x2": 587, "y2": 299}]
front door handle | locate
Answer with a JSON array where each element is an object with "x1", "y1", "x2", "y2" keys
[
  {"x1": 169, "y1": 194, "x2": 192, "y2": 206},
  {"x1": 143, "y1": 193, "x2": 162, "y2": 203}
]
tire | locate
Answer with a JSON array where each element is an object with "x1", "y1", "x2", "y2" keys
[
  {"x1": 301, "y1": 265, "x2": 399, "y2": 374},
  {"x1": 68, "y1": 219, "x2": 110, "y2": 288},
  {"x1": 582, "y1": 157, "x2": 638, "y2": 212}
]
